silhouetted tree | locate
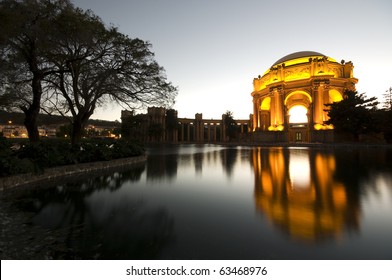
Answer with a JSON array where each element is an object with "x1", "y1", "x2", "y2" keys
[
  {"x1": 1, "y1": 0, "x2": 177, "y2": 145},
  {"x1": 0, "y1": 0, "x2": 73, "y2": 142},
  {"x1": 165, "y1": 109, "x2": 178, "y2": 142},
  {"x1": 382, "y1": 87, "x2": 392, "y2": 111},
  {"x1": 223, "y1": 110, "x2": 237, "y2": 141},
  {"x1": 41, "y1": 7, "x2": 176, "y2": 145},
  {"x1": 324, "y1": 90, "x2": 379, "y2": 139}
]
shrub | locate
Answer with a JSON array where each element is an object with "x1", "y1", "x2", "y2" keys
[{"x1": 0, "y1": 138, "x2": 145, "y2": 177}]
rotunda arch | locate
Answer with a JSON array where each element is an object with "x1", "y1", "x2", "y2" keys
[
  {"x1": 288, "y1": 105, "x2": 308, "y2": 123},
  {"x1": 284, "y1": 90, "x2": 312, "y2": 107},
  {"x1": 260, "y1": 97, "x2": 271, "y2": 110}
]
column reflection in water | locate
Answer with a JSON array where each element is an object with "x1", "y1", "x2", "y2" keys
[{"x1": 252, "y1": 148, "x2": 360, "y2": 242}]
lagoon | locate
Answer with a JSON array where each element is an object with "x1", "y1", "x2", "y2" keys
[{"x1": 2, "y1": 144, "x2": 392, "y2": 259}]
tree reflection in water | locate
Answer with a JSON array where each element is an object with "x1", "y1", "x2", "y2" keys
[{"x1": 7, "y1": 163, "x2": 175, "y2": 259}]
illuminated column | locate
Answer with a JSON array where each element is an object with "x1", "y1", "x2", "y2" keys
[
  {"x1": 213, "y1": 124, "x2": 217, "y2": 142},
  {"x1": 276, "y1": 89, "x2": 283, "y2": 126},
  {"x1": 322, "y1": 85, "x2": 330, "y2": 122},
  {"x1": 253, "y1": 99, "x2": 259, "y2": 131},
  {"x1": 270, "y1": 93, "x2": 276, "y2": 127},
  {"x1": 313, "y1": 85, "x2": 322, "y2": 127},
  {"x1": 271, "y1": 88, "x2": 284, "y2": 129}
]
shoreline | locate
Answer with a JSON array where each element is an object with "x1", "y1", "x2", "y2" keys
[
  {"x1": 147, "y1": 141, "x2": 392, "y2": 148},
  {"x1": 2, "y1": 142, "x2": 391, "y2": 191},
  {"x1": 0, "y1": 155, "x2": 146, "y2": 191}
]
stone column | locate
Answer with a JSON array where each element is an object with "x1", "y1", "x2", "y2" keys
[
  {"x1": 187, "y1": 123, "x2": 190, "y2": 142},
  {"x1": 181, "y1": 123, "x2": 184, "y2": 142},
  {"x1": 275, "y1": 89, "x2": 284, "y2": 126},
  {"x1": 313, "y1": 84, "x2": 325, "y2": 127},
  {"x1": 253, "y1": 98, "x2": 259, "y2": 131},
  {"x1": 221, "y1": 115, "x2": 227, "y2": 142},
  {"x1": 207, "y1": 124, "x2": 211, "y2": 142}
]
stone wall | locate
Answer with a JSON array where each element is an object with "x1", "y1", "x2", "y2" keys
[{"x1": 0, "y1": 155, "x2": 146, "y2": 191}]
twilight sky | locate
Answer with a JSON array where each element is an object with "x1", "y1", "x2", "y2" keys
[{"x1": 72, "y1": 0, "x2": 392, "y2": 121}]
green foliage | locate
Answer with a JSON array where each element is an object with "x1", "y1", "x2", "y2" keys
[
  {"x1": 223, "y1": 110, "x2": 237, "y2": 140},
  {"x1": 0, "y1": 138, "x2": 144, "y2": 177},
  {"x1": 373, "y1": 109, "x2": 392, "y2": 143},
  {"x1": 0, "y1": 138, "x2": 34, "y2": 176},
  {"x1": 324, "y1": 90, "x2": 379, "y2": 139},
  {"x1": 382, "y1": 87, "x2": 392, "y2": 111}
]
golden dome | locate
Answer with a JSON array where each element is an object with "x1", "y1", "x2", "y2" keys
[{"x1": 270, "y1": 51, "x2": 337, "y2": 69}]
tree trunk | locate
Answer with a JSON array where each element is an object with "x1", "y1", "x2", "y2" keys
[
  {"x1": 24, "y1": 107, "x2": 40, "y2": 142},
  {"x1": 23, "y1": 75, "x2": 43, "y2": 142},
  {"x1": 71, "y1": 119, "x2": 84, "y2": 146},
  {"x1": 71, "y1": 111, "x2": 93, "y2": 146}
]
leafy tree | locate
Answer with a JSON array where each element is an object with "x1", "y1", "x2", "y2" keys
[
  {"x1": 324, "y1": 90, "x2": 379, "y2": 139},
  {"x1": 0, "y1": 0, "x2": 72, "y2": 142},
  {"x1": 43, "y1": 8, "x2": 177, "y2": 145},
  {"x1": 382, "y1": 87, "x2": 392, "y2": 111},
  {"x1": 223, "y1": 110, "x2": 237, "y2": 140},
  {"x1": 1, "y1": 0, "x2": 177, "y2": 146}
]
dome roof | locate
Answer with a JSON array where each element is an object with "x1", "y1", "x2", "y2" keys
[{"x1": 272, "y1": 51, "x2": 326, "y2": 66}]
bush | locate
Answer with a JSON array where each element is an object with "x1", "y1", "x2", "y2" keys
[
  {"x1": 0, "y1": 138, "x2": 35, "y2": 176},
  {"x1": 0, "y1": 138, "x2": 145, "y2": 177}
]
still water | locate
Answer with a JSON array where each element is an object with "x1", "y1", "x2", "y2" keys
[{"x1": 6, "y1": 145, "x2": 392, "y2": 259}]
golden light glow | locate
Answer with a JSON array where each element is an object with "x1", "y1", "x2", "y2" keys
[
  {"x1": 268, "y1": 124, "x2": 284, "y2": 131},
  {"x1": 252, "y1": 52, "x2": 358, "y2": 140},
  {"x1": 288, "y1": 105, "x2": 308, "y2": 123},
  {"x1": 263, "y1": 56, "x2": 337, "y2": 75},
  {"x1": 314, "y1": 123, "x2": 334, "y2": 130},
  {"x1": 260, "y1": 97, "x2": 271, "y2": 110},
  {"x1": 284, "y1": 91, "x2": 312, "y2": 105},
  {"x1": 329, "y1": 89, "x2": 343, "y2": 102},
  {"x1": 252, "y1": 148, "x2": 359, "y2": 242},
  {"x1": 289, "y1": 149, "x2": 310, "y2": 190}
]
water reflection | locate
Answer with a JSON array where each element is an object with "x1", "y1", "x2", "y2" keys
[
  {"x1": 10, "y1": 163, "x2": 175, "y2": 259},
  {"x1": 252, "y1": 148, "x2": 360, "y2": 242},
  {"x1": 3, "y1": 145, "x2": 392, "y2": 259}
]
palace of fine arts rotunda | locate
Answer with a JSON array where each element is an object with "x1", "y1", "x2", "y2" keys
[
  {"x1": 251, "y1": 51, "x2": 358, "y2": 142},
  {"x1": 121, "y1": 51, "x2": 358, "y2": 144}
]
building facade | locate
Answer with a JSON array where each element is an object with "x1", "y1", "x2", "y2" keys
[
  {"x1": 251, "y1": 51, "x2": 358, "y2": 142},
  {"x1": 121, "y1": 107, "x2": 251, "y2": 143}
]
